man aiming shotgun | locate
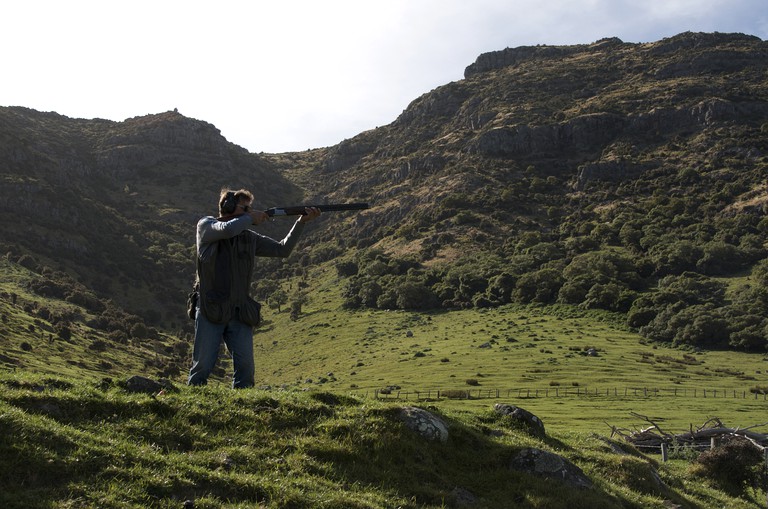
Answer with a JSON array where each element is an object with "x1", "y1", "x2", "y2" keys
[{"x1": 188, "y1": 188, "x2": 367, "y2": 388}]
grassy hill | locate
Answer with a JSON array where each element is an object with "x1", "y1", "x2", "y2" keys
[{"x1": 2, "y1": 372, "x2": 766, "y2": 509}]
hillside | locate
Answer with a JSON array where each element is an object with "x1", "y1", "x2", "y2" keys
[
  {"x1": 2, "y1": 372, "x2": 767, "y2": 509},
  {"x1": 1, "y1": 30, "x2": 767, "y2": 377},
  {"x1": 269, "y1": 31, "x2": 768, "y2": 352}
]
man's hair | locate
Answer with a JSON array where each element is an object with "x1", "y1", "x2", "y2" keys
[{"x1": 219, "y1": 188, "x2": 254, "y2": 215}]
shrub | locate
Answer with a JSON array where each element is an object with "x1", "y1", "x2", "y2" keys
[
  {"x1": 89, "y1": 339, "x2": 108, "y2": 352},
  {"x1": 690, "y1": 439, "x2": 764, "y2": 494},
  {"x1": 335, "y1": 260, "x2": 359, "y2": 277}
]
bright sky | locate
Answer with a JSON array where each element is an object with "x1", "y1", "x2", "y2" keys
[{"x1": 3, "y1": 0, "x2": 767, "y2": 153}]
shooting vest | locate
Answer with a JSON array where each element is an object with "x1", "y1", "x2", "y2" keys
[{"x1": 196, "y1": 231, "x2": 262, "y2": 326}]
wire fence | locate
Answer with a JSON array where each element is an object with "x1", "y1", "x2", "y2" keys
[{"x1": 360, "y1": 386, "x2": 768, "y2": 401}]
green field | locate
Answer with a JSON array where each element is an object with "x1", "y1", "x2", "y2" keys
[{"x1": 244, "y1": 271, "x2": 768, "y2": 436}]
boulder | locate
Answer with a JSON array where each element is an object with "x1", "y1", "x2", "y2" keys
[
  {"x1": 510, "y1": 447, "x2": 592, "y2": 489},
  {"x1": 399, "y1": 406, "x2": 449, "y2": 443},
  {"x1": 124, "y1": 375, "x2": 163, "y2": 394},
  {"x1": 494, "y1": 403, "x2": 546, "y2": 437}
]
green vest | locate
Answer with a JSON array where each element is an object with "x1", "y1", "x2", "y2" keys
[{"x1": 197, "y1": 231, "x2": 262, "y2": 326}]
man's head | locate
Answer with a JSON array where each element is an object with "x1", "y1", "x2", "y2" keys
[{"x1": 219, "y1": 188, "x2": 254, "y2": 216}]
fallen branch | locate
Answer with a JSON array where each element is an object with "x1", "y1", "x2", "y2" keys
[{"x1": 608, "y1": 416, "x2": 768, "y2": 453}]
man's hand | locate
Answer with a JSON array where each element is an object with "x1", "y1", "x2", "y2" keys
[{"x1": 298, "y1": 207, "x2": 321, "y2": 223}]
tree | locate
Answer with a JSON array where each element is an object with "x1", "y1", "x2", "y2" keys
[
  {"x1": 290, "y1": 293, "x2": 308, "y2": 321},
  {"x1": 513, "y1": 268, "x2": 564, "y2": 304},
  {"x1": 656, "y1": 272, "x2": 727, "y2": 307},
  {"x1": 335, "y1": 260, "x2": 359, "y2": 277},
  {"x1": 626, "y1": 295, "x2": 659, "y2": 329},
  {"x1": 268, "y1": 288, "x2": 288, "y2": 312},
  {"x1": 395, "y1": 281, "x2": 438, "y2": 310},
  {"x1": 648, "y1": 239, "x2": 702, "y2": 275},
  {"x1": 359, "y1": 280, "x2": 383, "y2": 308},
  {"x1": 695, "y1": 241, "x2": 742, "y2": 275},
  {"x1": 486, "y1": 273, "x2": 517, "y2": 304},
  {"x1": 582, "y1": 282, "x2": 628, "y2": 311},
  {"x1": 668, "y1": 305, "x2": 729, "y2": 348}
]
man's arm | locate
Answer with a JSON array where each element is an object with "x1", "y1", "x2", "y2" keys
[
  {"x1": 253, "y1": 220, "x2": 306, "y2": 258},
  {"x1": 253, "y1": 207, "x2": 320, "y2": 257},
  {"x1": 197, "y1": 215, "x2": 253, "y2": 245}
]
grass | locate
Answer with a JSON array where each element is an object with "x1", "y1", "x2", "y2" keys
[
  {"x1": 3, "y1": 263, "x2": 768, "y2": 507},
  {"x1": 1, "y1": 373, "x2": 766, "y2": 509},
  {"x1": 249, "y1": 269, "x2": 768, "y2": 435},
  {"x1": 3, "y1": 260, "x2": 768, "y2": 436}
]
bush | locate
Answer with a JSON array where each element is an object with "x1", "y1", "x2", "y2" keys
[
  {"x1": 335, "y1": 260, "x2": 359, "y2": 277},
  {"x1": 691, "y1": 439, "x2": 764, "y2": 494}
]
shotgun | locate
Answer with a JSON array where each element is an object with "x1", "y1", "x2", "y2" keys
[{"x1": 265, "y1": 203, "x2": 369, "y2": 217}]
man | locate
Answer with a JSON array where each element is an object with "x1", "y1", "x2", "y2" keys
[{"x1": 188, "y1": 188, "x2": 320, "y2": 388}]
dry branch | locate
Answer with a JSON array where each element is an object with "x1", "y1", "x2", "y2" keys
[{"x1": 608, "y1": 416, "x2": 768, "y2": 453}]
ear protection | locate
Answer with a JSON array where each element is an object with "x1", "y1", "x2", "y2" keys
[{"x1": 220, "y1": 191, "x2": 237, "y2": 215}]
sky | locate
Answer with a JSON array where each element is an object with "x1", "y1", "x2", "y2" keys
[{"x1": 3, "y1": 0, "x2": 767, "y2": 153}]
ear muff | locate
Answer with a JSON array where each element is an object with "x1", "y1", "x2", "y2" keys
[{"x1": 220, "y1": 191, "x2": 237, "y2": 214}]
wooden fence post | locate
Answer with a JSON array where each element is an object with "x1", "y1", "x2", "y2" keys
[{"x1": 661, "y1": 443, "x2": 668, "y2": 462}]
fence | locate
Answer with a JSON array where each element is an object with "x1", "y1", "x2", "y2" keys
[{"x1": 362, "y1": 386, "x2": 768, "y2": 401}]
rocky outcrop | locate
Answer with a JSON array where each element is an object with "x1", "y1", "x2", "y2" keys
[
  {"x1": 465, "y1": 32, "x2": 764, "y2": 79},
  {"x1": 465, "y1": 45, "x2": 581, "y2": 78},
  {"x1": 493, "y1": 403, "x2": 546, "y2": 437},
  {"x1": 399, "y1": 406, "x2": 449, "y2": 443},
  {"x1": 509, "y1": 448, "x2": 592, "y2": 489},
  {"x1": 94, "y1": 111, "x2": 238, "y2": 177},
  {"x1": 470, "y1": 96, "x2": 766, "y2": 165}
]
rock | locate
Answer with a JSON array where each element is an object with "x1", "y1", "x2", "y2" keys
[
  {"x1": 464, "y1": 44, "x2": 578, "y2": 78},
  {"x1": 509, "y1": 447, "x2": 592, "y2": 489},
  {"x1": 35, "y1": 401, "x2": 62, "y2": 418},
  {"x1": 494, "y1": 404, "x2": 546, "y2": 437},
  {"x1": 450, "y1": 486, "x2": 477, "y2": 506},
  {"x1": 220, "y1": 455, "x2": 235, "y2": 471},
  {"x1": 399, "y1": 406, "x2": 449, "y2": 443},
  {"x1": 124, "y1": 375, "x2": 163, "y2": 394}
]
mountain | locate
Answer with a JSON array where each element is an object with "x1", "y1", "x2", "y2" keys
[
  {"x1": 278, "y1": 31, "x2": 768, "y2": 350},
  {"x1": 1, "y1": 31, "x2": 767, "y2": 379}
]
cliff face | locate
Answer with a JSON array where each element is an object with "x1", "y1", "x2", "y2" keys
[{"x1": 281, "y1": 32, "x2": 767, "y2": 251}]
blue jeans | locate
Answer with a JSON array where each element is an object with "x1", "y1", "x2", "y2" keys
[{"x1": 188, "y1": 307, "x2": 255, "y2": 388}]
